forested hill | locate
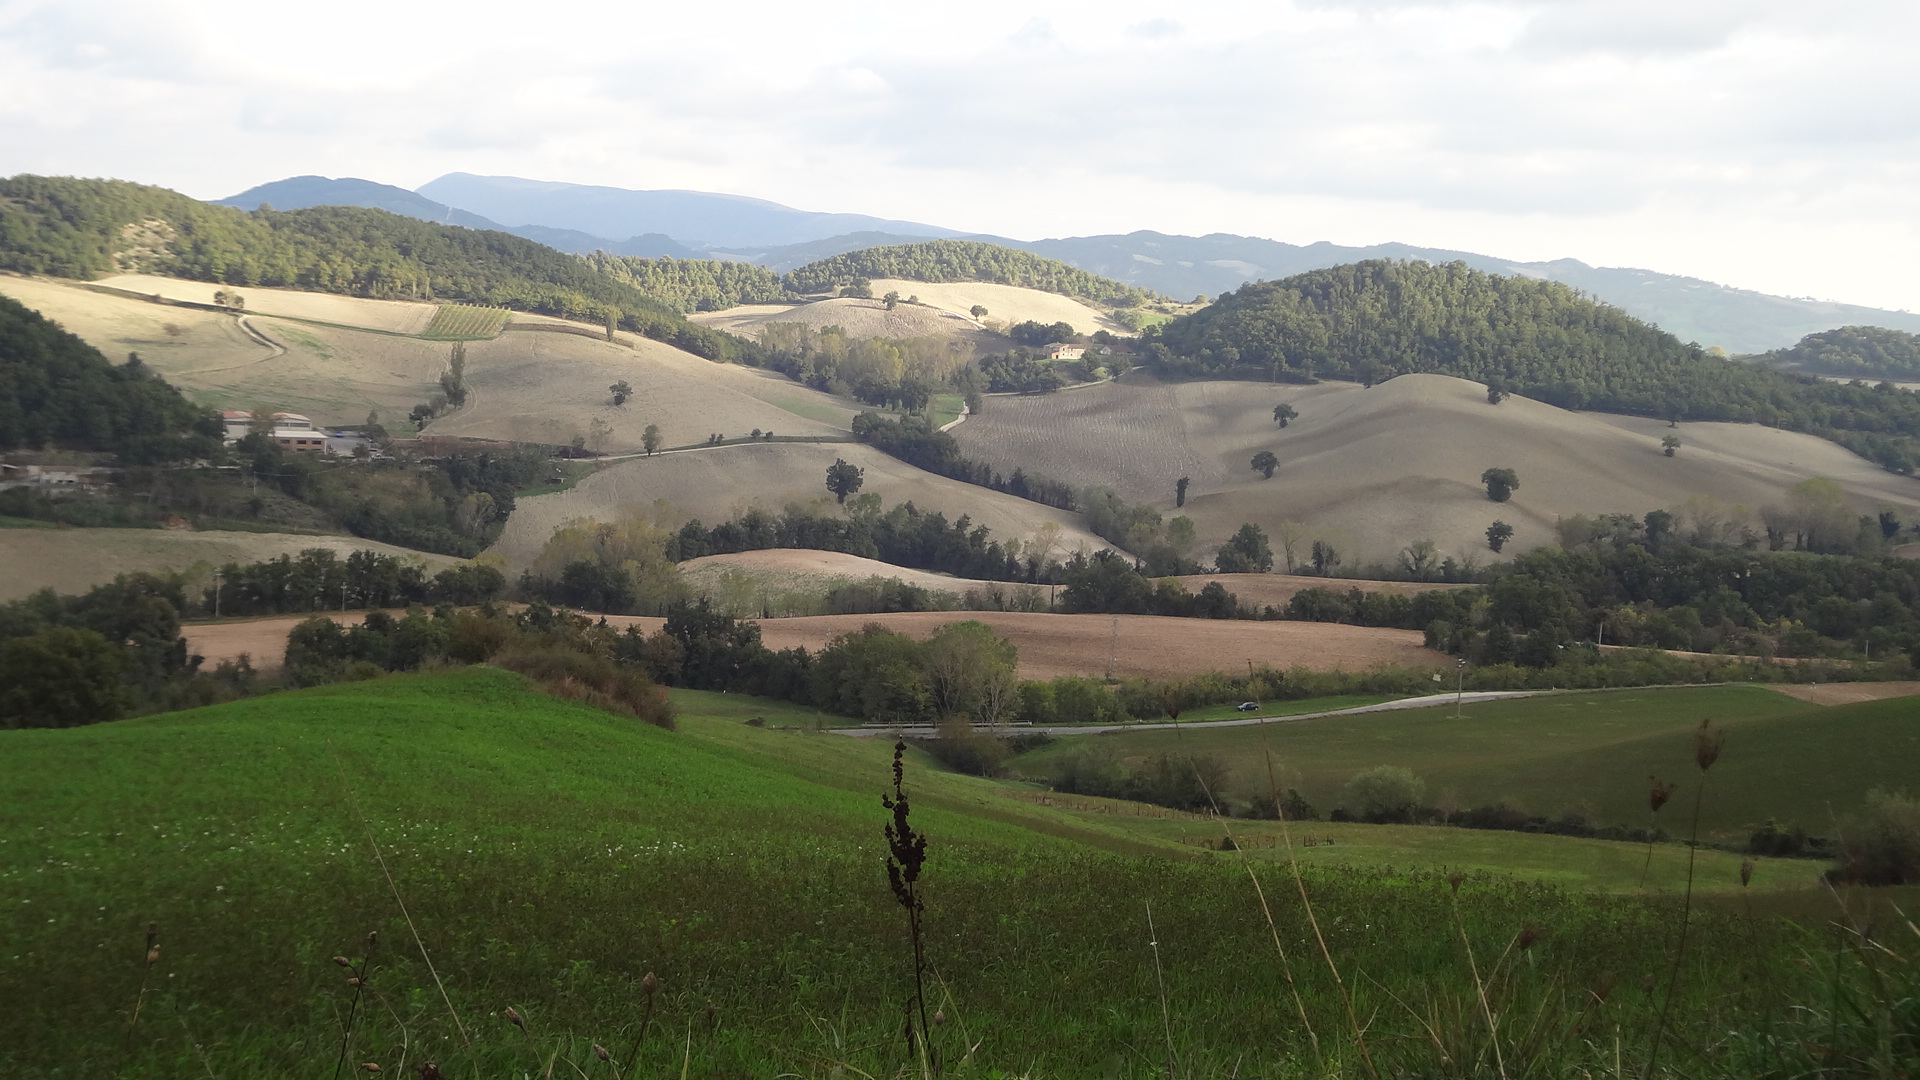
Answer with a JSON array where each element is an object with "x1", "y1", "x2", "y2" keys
[
  {"x1": 1758, "y1": 326, "x2": 1920, "y2": 381},
  {"x1": 0, "y1": 295, "x2": 222, "y2": 463},
  {"x1": 783, "y1": 239, "x2": 1156, "y2": 306},
  {"x1": 581, "y1": 252, "x2": 789, "y2": 313},
  {"x1": 1147, "y1": 259, "x2": 1920, "y2": 475},
  {"x1": 0, "y1": 175, "x2": 756, "y2": 363}
]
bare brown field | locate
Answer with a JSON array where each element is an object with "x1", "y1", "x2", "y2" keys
[
  {"x1": 488, "y1": 442, "x2": 1108, "y2": 570},
  {"x1": 955, "y1": 372, "x2": 1920, "y2": 566},
  {"x1": 93, "y1": 273, "x2": 438, "y2": 333},
  {"x1": 0, "y1": 529, "x2": 455, "y2": 602},
  {"x1": 638, "y1": 611, "x2": 1443, "y2": 680},
  {"x1": 1768, "y1": 682, "x2": 1920, "y2": 705},
  {"x1": 680, "y1": 549, "x2": 1003, "y2": 594},
  {"x1": 1170, "y1": 573, "x2": 1472, "y2": 610}
]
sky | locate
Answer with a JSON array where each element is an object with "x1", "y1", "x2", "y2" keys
[{"x1": 3, "y1": 0, "x2": 1918, "y2": 310}]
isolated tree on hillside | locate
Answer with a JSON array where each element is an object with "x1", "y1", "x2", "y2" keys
[
  {"x1": 883, "y1": 290, "x2": 901, "y2": 311},
  {"x1": 1481, "y1": 467, "x2": 1519, "y2": 503},
  {"x1": 1215, "y1": 523, "x2": 1275, "y2": 574},
  {"x1": 1486, "y1": 378, "x2": 1509, "y2": 405},
  {"x1": 825, "y1": 458, "x2": 866, "y2": 504},
  {"x1": 440, "y1": 342, "x2": 468, "y2": 406},
  {"x1": 1661, "y1": 434, "x2": 1682, "y2": 457},
  {"x1": 970, "y1": 304, "x2": 989, "y2": 318},
  {"x1": 1251, "y1": 451, "x2": 1279, "y2": 479},
  {"x1": 1175, "y1": 476, "x2": 1190, "y2": 508},
  {"x1": 641, "y1": 423, "x2": 662, "y2": 456},
  {"x1": 840, "y1": 279, "x2": 873, "y2": 299},
  {"x1": 609, "y1": 380, "x2": 633, "y2": 407},
  {"x1": 1273, "y1": 403, "x2": 1298, "y2": 427},
  {"x1": 604, "y1": 311, "x2": 618, "y2": 341},
  {"x1": 1486, "y1": 520, "x2": 1514, "y2": 553}
]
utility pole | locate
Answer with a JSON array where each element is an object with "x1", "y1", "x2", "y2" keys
[
  {"x1": 1454, "y1": 658, "x2": 1467, "y2": 719},
  {"x1": 1105, "y1": 615, "x2": 1119, "y2": 681},
  {"x1": 212, "y1": 568, "x2": 221, "y2": 619}
]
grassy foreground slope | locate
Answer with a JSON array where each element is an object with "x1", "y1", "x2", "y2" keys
[{"x1": 2, "y1": 668, "x2": 1876, "y2": 1078}]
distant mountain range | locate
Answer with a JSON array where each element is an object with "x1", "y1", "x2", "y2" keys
[{"x1": 217, "y1": 174, "x2": 1920, "y2": 353}]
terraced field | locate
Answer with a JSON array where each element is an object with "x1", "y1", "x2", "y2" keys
[{"x1": 421, "y1": 304, "x2": 510, "y2": 339}]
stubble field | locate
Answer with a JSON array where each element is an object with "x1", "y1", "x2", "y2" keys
[{"x1": 955, "y1": 371, "x2": 1920, "y2": 563}]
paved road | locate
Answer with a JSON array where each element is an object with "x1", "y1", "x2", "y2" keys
[{"x1": 831, "y1": 690, "x2": 1548, "y2": 738}]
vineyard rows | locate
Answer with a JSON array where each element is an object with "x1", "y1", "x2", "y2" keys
[{"x1": 422, "y1": 305, "x2": 510, "y2": 340}]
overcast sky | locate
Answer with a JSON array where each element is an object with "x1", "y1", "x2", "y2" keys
[{"x1": 3, "y1": 0, "x2": 1917, "y2": 309}]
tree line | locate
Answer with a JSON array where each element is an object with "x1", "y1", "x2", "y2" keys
[
  {"x1": 1146, "y1": 259, "x2": 1920, "y2": 474},
  {"x1": 782, "y1": 240, "x2": 1155, "y2": 306}
]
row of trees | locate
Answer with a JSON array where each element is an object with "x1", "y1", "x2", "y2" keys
[{"x1": 783, "y1": 240, "x2": 1155, "y2": 306}]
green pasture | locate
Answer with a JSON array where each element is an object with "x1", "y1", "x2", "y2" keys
[
  {"x1": 1013, "y1": 685, "x2": 1920, "y2": 838},
  {"x1": 2, "y1": 670, "x2": 1913, "y2": 1077},
  {"x1": 930, "y1": 392, "x2": 965, "y2": 427}
]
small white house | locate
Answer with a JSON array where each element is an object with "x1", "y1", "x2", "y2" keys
[{"x1": 1043, "y1": 343, "x2": 1086, "y2": 361}]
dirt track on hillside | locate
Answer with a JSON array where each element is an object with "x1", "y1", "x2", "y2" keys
[{"x1": 1767, "y1": 682, "x2": 1920, "y2": 706}]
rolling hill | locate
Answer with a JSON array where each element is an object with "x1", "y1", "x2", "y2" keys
[
  {"x1": 0, "y1": 527, "x2": 457, "y2": 602},
  {"x1": 486, "y1": 441, "x2": 1108, "y2": 570},
  {"x1": 953, "y1": 372, "x2": 1920, "y2": 564}
]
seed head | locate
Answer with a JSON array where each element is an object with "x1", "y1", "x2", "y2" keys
[
  {"x1": 365, "y1": 930, "x2": 379, "y2": 948},
  {"x1": 704, "y1": 1000, "x2": 717, "y2": 1026},
  {"x1": 1694, "y1": 719, "x2": 1724, "y2": 772},
  {"x1": 503, "y1": 1006, "x2": 526, "y2": 1030},
  {"x1": 146, "y1": 946, "x2": 161, "y2": 965},
  {"x1": 347, "y1": 977, "x2": 364, "y2": 987},
  {"x1": 933, "y1": 1010, "x2": 946, "y2": 1026},
  {"x1": 642, "y1": 971, "x2": 659, "y2": 996},
  {"x1": 1447, "y1": 871, "x2": 1465, "y2": 895},
  {"x1": 593, "y1": 1044, "x2": 610, "y2": 1062},
  {"x1": 332, "y1": 955, "x2": 353, "y2": 968},
  {"x1": 1517, "y1": 924, "x2": 1544, "y2": 951},
  {"x1": 416, "y1": 1065, "x2": 444, "y2": 1080},
  {"x1": 145, "y1": 922, "x2": 159, "y2": 950},
  {"x1": 360, "y1": 1065, "x2": 381, "y2": 1073},
  {"x1": 1740, "y1": 859, "x2": 1754, "y2": 888},
  {"x1": 1648, "y1": 777, "x2": 1676, "y2": 814}
]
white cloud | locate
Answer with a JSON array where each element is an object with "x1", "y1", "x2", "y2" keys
[{"x1": 0, "y1": 0, "x2": 1916, "y2": 307}]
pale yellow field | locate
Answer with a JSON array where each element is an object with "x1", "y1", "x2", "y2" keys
[
  {"x1": 955, "y1": 372, "x2": 1920, "y2": 565},
  {"x1": 864, "y1": 279, "x2": 1130, "y2": 336},
  {"x1": 422, "y1": 330, "x2": 858, "y2": 450},
  {"x1": 0, "y1": 528, "x2": 456, "y2": 602},
  {"x1": 487, "y1": 442, "x2": 1107, "y2": 570},
  {"x1": 0, "y1": 275, "x2": 456, "y2": 423},
  {"x1": 0, "y1": 274, "x2": 866, "y2": 434},
  {"x1": 93, "y1": 273, "x2": 438, "y2": 333},
  {"x1": 690, "y1": 296, "x2": 985, "y2": 340},
  {"x1": 679, "y1": 548, "x2": 1006, "y2": 595}
]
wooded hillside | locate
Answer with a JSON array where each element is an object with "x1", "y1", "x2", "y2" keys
[
  {"x1": 1759, "y1": 326, "x2": 1920, "y2": 381},
  {"x1": 1148, "y1": 259, "x2": 1920, "y2": 474},
  {"x1": 0, "y1": 295, "x2": 221, "y2": 462},
  {"x1": 582, "y1": 252, "x2": 789, "y2": 312},
  {"x1": 784, "y1": 239, "x2": 1153, "y2": 305},
  {"x1": 0, "y1": 175, "x2": 757, "y2": 363}
]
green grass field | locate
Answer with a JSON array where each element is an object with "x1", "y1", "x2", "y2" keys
[
  {"x1": 930, "y1": 392, "x2": 965, "y2": 428},
  {"x1": 3, "y1": 670, "x2": 1914, "y2": 1077},
  {"x1": 1013, "y1": 685, "x2": 1920, "y2": 839},
  {"x1": 421, "y1": 305, "x2": 510, "y2": 340}
]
